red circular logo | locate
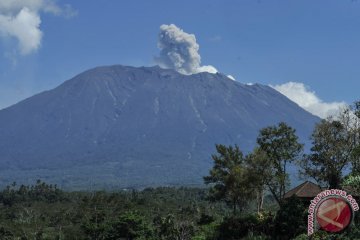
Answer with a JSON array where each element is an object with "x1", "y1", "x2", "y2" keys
[{"x1": 316, "y1": 197, "x2": 352, "y2": 233}]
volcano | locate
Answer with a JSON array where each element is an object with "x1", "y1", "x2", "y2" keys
[{"x1": 0, "y1": 65, "x2": 319, "y2": 189}]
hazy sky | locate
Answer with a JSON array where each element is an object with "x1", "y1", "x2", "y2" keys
[{"x1": 0, "y1": 0, "x2": 359, "y2": 117}]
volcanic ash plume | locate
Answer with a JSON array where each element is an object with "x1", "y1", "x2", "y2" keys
[{"x1": 156, "y1": 24, "x2": 217, "y2": 75}]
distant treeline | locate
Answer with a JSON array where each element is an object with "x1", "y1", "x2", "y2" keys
[
  {"x1": 0, "y1": 180, "x2": 232, "y2": 239},
  {"x1": 0, "y1": 181, "x2": 358, "y2": 239}
]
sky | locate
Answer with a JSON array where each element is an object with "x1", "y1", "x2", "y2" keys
[{"x1": 0, "y1": 0, "x2": 359, "y2": 118}]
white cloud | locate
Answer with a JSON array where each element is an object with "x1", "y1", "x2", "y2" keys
[
  {"x1": 227, "y1": 75, "x2": 235, "y2": 81},
  {"x1": 271, "y1": 82, "x2": 347, "y2": 119},
  {"x1": 0, "y1": 0, "x2": 76, "y2": 55},
  {"x1": 155, "y1": 24, "x2": 218, "y2": 75},
  {"x1": 0, "y1": 0, "x2": 58, "y2": 14},
  {"x1": 0, "y1": 8, "x2": 42, "y2": 55}
]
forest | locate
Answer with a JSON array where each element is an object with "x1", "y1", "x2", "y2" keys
[{"x1": 0, "y1": 102, "x2": 359, "y2": 240}]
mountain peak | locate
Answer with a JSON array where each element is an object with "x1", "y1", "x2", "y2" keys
[{"x1": 0, "y1": 65, "x2": 319, "y2": 189}]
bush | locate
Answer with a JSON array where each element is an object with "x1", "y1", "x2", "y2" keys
[
  {"x1": 217, "y1": 214, "x2": 271, "y2": 240},
  {"x1": 105, "y1": 211, "x2": 154, "y2": 240},
  {"x1": 198, "y1": 213, "x2": 215, "y2": 225},
  {"x1": 0, "y1": 226, "x2": 13, "y2": 239},
  {"x1": 292, "y1": 233, "x2": 308, "y2": 240},
  {"x1": 273, "y1": 196, "x2": 307, "y2": 239}
]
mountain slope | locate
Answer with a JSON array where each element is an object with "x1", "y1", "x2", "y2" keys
[{"x1": 0, "y1": 65, "x2": 320, "y2": 189}]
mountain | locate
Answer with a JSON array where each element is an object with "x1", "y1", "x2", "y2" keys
[{"x1": 0, "y1": 65, "x2": 320, "y2": 189}]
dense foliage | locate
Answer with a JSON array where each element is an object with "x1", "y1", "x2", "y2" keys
[
  {"x1": 257, "y1": 122, "x2": 303, "y2": 205},
  {"x1": 203, "y1": 144, "x2": 255, "y2": 214},
  {"x1": 0, "y1": 181, "x2": 234, "y2": 239},
  {"x1": 0, "y1": 181, "x2": 358, "y2": 239}
]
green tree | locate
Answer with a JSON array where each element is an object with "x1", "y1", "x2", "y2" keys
[
  {"x1": 342, "y1": 174, "x2": 360, "y2": 195},
  {"x1": 350, "y1": 100, "x2": 360, "y2": 173},
  {"x1": 81, "y1": 210, "x2": 108, "y2": 240},
  {"x1": 203, "y1": 144, "x2": 254, "y2": 214},
  {"x1": 105, "y1": 211, "x2": 154, "y2": 240},
  {"x1": 273, "y1": 196, "x2": 307, "y2": 239},
  {"x1": 153, "y1": 214, "x2": 194, "y2": 240},
  {"x1": 246, "y1": 148, "x2": 271, "y2": 213},
  {"x1": 300, "y1": 112, "x2": 358, "y2": 189},
  {"x1": 0, "y1": 226, "x2": 14, "y2": 240},
  {"x1": 257, "y1": 122, "x2": 303, "y2": 205}
]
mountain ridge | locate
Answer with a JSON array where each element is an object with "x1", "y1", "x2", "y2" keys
[{"x1": 0, "y1": 65, "x2": 319, "y2": 189}]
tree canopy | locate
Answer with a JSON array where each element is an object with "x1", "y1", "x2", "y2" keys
[
  {"x1": 256, "y1": 122, "x2": 303, "y2": 205},
  {"x1": 301, "y1": 104, "x2": 360, "y2": 189},
  {"x1": 203, "y1": 144, "x2": 254, "y2": 214}
]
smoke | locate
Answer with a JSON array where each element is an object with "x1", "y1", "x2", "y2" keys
[
  {"x1": 0, "y1": 0, "x2": 76, "y2": 55},
  {"x1": 156, "y1": 24, "x2": 217, "y2": 75}
]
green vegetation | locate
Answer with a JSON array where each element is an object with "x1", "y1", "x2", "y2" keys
[
  {"x1": 0, "y1": 101, "x2": 359, "y2": 239},
  {"x1": 299, "y1": 101, "x2": 360, "y2": 190},
  {"x1": 0, "y1": 181, "x2": 228, "y2": 239},
  {"x1": 256, "y1": 122, "x2": 303, "y2": 205},
  {"x1": 203, "y1": 144, "x2": 255, "y2": 214},
  {"x1": 1, "y1": 180, "x2": 358, "y2": 239}
]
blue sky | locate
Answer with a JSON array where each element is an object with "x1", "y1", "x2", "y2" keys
[{"x1": 0, "y1": 0, "x2": 359, "y2": 117}]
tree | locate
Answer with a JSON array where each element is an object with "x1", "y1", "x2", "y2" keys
[
  {"x1": 257, "y1": 122, "x2": 303, "y2": 205},
  {"x1": 203, "y1": 144, "x2": 254, "y2": 215},
  {"x1": 105, "y1": 211, "x2": 154, "y2": 240},
  {"x1": 301, "y1": 109, "x2": 359, "y2": 189},
  {"x1": 350, "y1": 100, "x2": 360, "y2": 173},
  {"x1": 246, "y1": 148, "x2": 271, "y2": 213},
  {"x1": 342, "y1": 174, "x2": 360, "y2": 196},
  {"x1": 153, "y1": 214, "x2": 194, "y2": 240},
  {"x1": 273, "y1": 196, "x2": 307, "y2": 239},
  {"x1": 0, "y1": 226, "x2": 14, "y2": 240},
  {"x1": 81, "y1": 210, "x2": 107, "y2": 239}
]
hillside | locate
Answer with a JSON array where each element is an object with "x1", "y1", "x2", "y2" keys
[{"x1": 0, "y1": 65, "x2": 320, "y2": 189}]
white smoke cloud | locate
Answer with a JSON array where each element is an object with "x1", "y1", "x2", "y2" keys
[
  {"x1": 156, "y1": 24, "x2": 217, "y2": 75},
  {"x1": 0, "y1": 0, "x2": 76, "y2": 55},
  {"x1": 271, "y1": 82, "x2": 347, "y2": 119}
]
